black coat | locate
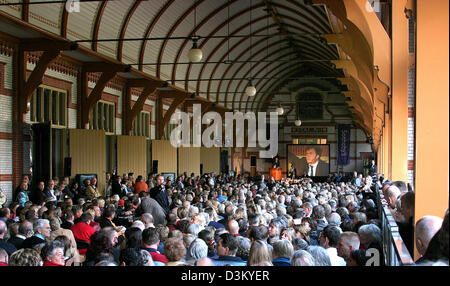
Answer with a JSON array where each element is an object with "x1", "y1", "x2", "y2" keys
[
  {"x1": 0, "y1": 238, "x2": 17, "y2": 255},
  {"x1": 149, "y1": 186, "x2": 170, "y2": 215},
  {"x1": 7, "y1": 236, "x2": 25, "y2": 249},
  {"x1": 21, "y1": 235, "x2": 45, "y2": 250}
]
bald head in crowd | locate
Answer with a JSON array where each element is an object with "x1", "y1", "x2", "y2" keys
[
  {"x1": 227, "y1": 219, "x2": 239, "y2": 235},
  {"x1": 196, "y1": 257, "x2": 214, "y2": 266},
  {"x1": 415, "y1": 216, "x2": 444, "y2": 256},
  {"x1": 337, "y1": 232, "x2": 360, "y2": 261},
  {"x1": 384, "y1": 185, "x2": 401, "y2": 209}
]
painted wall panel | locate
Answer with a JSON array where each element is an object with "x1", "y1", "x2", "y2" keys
[
  {"x1": 69, "y1": 129, "x2": 106, "y2": 196},
  {"x1": 201, "y1": 147, "x2": 220, "y2": 174},
  {"x1": 178, "y1": 147, "x2": 200, "y2": 176},
  {"x1": 151, "y1": 140, "x2": 177, "y2": 174},
  {"x1": 117, "y1": 135, "x2": 147, "y2": 179}
]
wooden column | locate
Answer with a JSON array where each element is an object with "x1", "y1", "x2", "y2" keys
[
  {"x1": 415, "y1": 0, "x2": 449, "y2": 261},
  {"x1": 154, "y1": 92, "x2": 163, "y2": 139},
  {"x1": 391, "y1": 0, "x2": 409, "y2": 182}
]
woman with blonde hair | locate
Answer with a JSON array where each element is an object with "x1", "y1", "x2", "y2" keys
[
  {"x1": 280, "y1": 227, "x2": 296, "y2": 242},
  {"x1": 231, "y1": 207, "x2": 247, "y2": 221},
  {"x1": 247, "y1": 240, "x2": 272, "y2": 266}
]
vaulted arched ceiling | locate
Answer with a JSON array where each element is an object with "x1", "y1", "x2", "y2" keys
[{"x1": 0, "y1": 0, "x2": 345, "y2": 112}]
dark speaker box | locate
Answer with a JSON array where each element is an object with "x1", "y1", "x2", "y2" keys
[
  {"x1": 152, "y1": 160, "x2": 158, "y2": 174},
  {"x1": 31, "y1": 123, "x2": 51, "y2": 187},
  {"x1": 250, "y1": 156, "x2": 257, "y2": 167},
  {"x1": 64, "y1": 157, "x2": 72, "y2": 177}
]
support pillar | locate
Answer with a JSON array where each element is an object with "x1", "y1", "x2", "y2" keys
[
  {"x1": 391, "y1": 0, "x2": 409, "y2": 182},
  {"x1": 415, "y1": 0, "x2": 449, "y2": 261}
]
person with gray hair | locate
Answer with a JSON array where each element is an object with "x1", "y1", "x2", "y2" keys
[
  {"x1": 21, "y1": 218, "x2": 51, "y2": 250},
  {"x1": 0, "y1": 248, "x2": 8, "y2": 266},
  {"x1": 187, "y1": 223, "x2": 203, "y2": 237},
  {"x1": 189, "y1": 205, "x2": 199, "y2": 218},
  {"x1": 415, "y1": 215, "x2": 444, "y2": 259},
  {"x1": 139, "y1": 249, "x2": 155, "y2": 266},
  {"x1": 327, "y1": 212, "x2": 342, "y2": 229},
  {"x1": 292, "y1": 238, "x2": 309, "y2": 251},
  {"x1": 141, "y1": 213, "x2": 154, "y2": 229},
  {"x1": 236, "y1": 236, "x2": 251, "y2": 261},
  {"x1": 131, "y1": 220, "x2": 145, "y2": 231},
  {"x1": 41, "y1": 240, "x2": 66, "y2": 266},
  {"x1": 187, "y1": 238, "x2": 208, "y2": 265},
  {"x1": 268, "y1": 217, "x2": 286, "y2": 244},
  {"x1": 337, "y1": 232, "x2": 360, "y2": 263},
  {"x1": 95, "y1": 260, "x2": 118, "y2": 266},
  {"x1": 272, "y1": 239, "x2": 294, "y2": 266},
  {"x1": 291, "y1": 250, "x2": 315, "y2": 266},
  {"x1": 307, "y1": 245, "x2": 331, "y2": 266},
  {"x1": 358, "y1": 224, "x2": 382, "y2": 251},
  {"x1": 0, "y1": 220, "x2": 17, "y2": 256}
]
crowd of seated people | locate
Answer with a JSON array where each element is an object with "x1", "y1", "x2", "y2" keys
[{"x1": 0, "y1": 170, "x2": 448, "y2": 267}]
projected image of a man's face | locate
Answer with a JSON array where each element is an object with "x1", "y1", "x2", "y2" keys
[{"x1": 305, "y1": 148, "x2": 319, "y2": 165}]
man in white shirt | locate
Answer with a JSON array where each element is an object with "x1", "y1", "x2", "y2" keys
[{"x1": 319, "y1": 225, "x2": 346, "y2": 266}]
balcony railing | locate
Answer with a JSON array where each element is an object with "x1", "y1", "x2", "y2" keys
[{"x1": 376, "y1": 186, "x2": 415, "y2": 266}]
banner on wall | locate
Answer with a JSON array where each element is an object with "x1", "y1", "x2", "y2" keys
[{"x1": 337, "y1": 124, "x2": 351, "y2": 165}]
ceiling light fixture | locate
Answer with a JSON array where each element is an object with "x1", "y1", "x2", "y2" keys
[
  {"x1": 245, "y1": 78, "x2": 256, "y2": 97},
  {"x1": 276, "y1": 103, "x2": 284, "y2": 115},
  {"x1": 245, "y1": 0, "x2": 256, "y2": 96},
  {"x1": 188, "y1": 0, "x2": 203, "y2": 63}
]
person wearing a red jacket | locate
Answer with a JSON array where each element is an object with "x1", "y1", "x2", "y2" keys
[
  {"x1": 141, "y1": 227, "x2": 168, "y2": 265},
  {"x1": 0, "y1": 248, "x2": 8, "y2": 266},
  {"x1": 71, "y1": 212, "x2": 96, "y2": 255},
  {"x1": 42, "y1": 240, "x2": 65, "y2": 266}
]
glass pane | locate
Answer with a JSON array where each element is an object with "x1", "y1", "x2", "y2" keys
[
  {"x1": 44, "y1": 88, "x2": 50, "y2": 122},
  {"x1": 89, "y1": 108, "x2": 93, "y2": 129},
  {"x1": 52, "y1": 90, "x2": 57, "y2": 125},
  {"x1": 97, "y1": 103, "x2": 102, "y2": 129},
  {"x1": 110, "y1": 104, "x2": 114, "y2": 132},
  {"x1": 30, "y1": 92, "x2": 35, "y2": 122},
  {"x1": 105, "y1": 104, "x2": 109, "y2": 132},
  {"x1": 145, "y1": 114, "x2": 149, "y2": 137},
  {"x1": 36, "y1": 88, "x2": 42, "y2": 122},
  {"x1": 59, "y1": 92, "x2": 65, "y2": 126},
  {"x1": 138, "y1": 114, "x2": 141, "y2": 136},
  {"x1": 103, "y1": 104, "x2": 107, "y2": 131}
]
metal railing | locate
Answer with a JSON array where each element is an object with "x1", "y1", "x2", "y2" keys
[{"x1": 376, "y1": 186, "x2": 415, "y2": 266}]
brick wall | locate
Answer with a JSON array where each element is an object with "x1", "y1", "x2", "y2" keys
[
  {"x1": 407, "y1": 68, "x2": 415, "y2": 185},
  {"x1": 0, "y1": 52, "x2": 14, "y2": 205}
]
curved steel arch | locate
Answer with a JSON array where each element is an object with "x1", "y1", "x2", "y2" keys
[
  {"x1": 91, "y1": 0, "x2": 108, "y2": 51},
  {"x1": 181, "y1": 2, "x2": 335, "y2": 94},
  {"x1": 227, "y1": 38, "x2": 336, "y2": 110},
  {"x1": 155, "y1": 0, "x2": 206, "y2": 78},
  {"x1": 61, "y1": 2, "x2": 68, "y2": 37},
  {"x1": 138, "y1": 0, "x2": 176, "y2": 71},
  {"x1": 169, "y1": 0, "x2": 240, "y2": 85},
  {"x1": 205, "y1": 21, "x2": 335, "y2": 106},
  {"x1": 117, "y1": 0, "x2": 141, "y2": 62},
  {"x1": 252, "y1": 59, "x2": 339, "y2": 112},
  {"x1": 252, "y1": 67, "x2": 307, "y2": 112}
]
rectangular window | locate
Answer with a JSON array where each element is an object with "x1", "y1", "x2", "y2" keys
[
  {"x1": 293, "y1": 138, "x2": 327, "y2": 144},
  {"x1": 297, "y1": 93, "x2": 323, "y2": 120},
  {"x1": 163, "y1": 119, "x2": 176, "y2": 140},
  {"x1": 132, "y1": 111, "x2": 151, "y2": 138},
  {"x1": 29, "y1": 85, "x2": 67, "y2": 128},
  {"x1": 89, "y1": 101, "x2": 115, "y2": 134}
]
